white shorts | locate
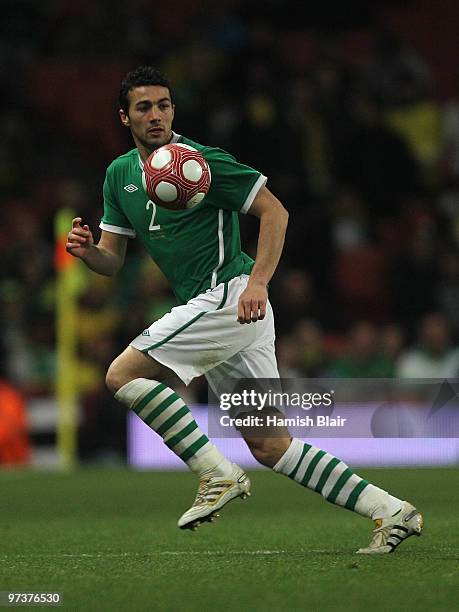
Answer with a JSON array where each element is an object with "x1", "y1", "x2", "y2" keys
[{"x1": 130, "y1": 275, "x2": 279, "y2": 393}]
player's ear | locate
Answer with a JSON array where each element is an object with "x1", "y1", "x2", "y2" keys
[{"x1": 119, "y1": 109, "x2": 130, "y2": 127}]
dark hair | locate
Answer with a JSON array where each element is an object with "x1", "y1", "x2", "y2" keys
[{"x1": 119, "y1": 66, "x2": 172, "y2": 113}]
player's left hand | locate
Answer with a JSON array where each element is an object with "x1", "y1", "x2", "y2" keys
[{"x1": 237, "y1": 282, "x2": 267, "y2": 324}]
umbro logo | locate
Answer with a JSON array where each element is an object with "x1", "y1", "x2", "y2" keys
[
  {"x1": 124, "y1": 184, "x2": 139, "y2": 192},
  {"x1": 142, "y1": 329, "x2": 150, "y2": 336}
]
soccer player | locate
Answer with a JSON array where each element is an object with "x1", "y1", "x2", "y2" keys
[{"x1": 67, "y1": 66, "x2": 423, "y2": 553}]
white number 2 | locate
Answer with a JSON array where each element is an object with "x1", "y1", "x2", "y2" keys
[{"x1": 146, "y1": 200, "x2": 161, "y2": 231}]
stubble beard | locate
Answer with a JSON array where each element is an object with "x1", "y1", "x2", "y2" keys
[{"x1": 138, "y1": 129, "x2": 173, "y2": 153}]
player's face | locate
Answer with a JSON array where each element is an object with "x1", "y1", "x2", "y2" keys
[{"x1": 120, "y1": 85, "x2": 175, "y2": 152}]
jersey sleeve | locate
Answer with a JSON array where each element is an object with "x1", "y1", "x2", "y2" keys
[
  {"x1": 99, "y1": 169, "x2": 136, "y2": 237},
  {"x1": 204, "y1": 148, "x2": 267, "y2": 214}
]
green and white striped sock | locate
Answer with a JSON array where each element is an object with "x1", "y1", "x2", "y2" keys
[
  {"x1": 273, "y1": 438, "x2": 399, "y2": 516},
  {"x1": 115, "y1": 378, "x2": 231, "y2": 476}
]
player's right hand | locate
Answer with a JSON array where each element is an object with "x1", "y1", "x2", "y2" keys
[{"x1": 66, "y1": 217, "x2": 94, "y2": 258}]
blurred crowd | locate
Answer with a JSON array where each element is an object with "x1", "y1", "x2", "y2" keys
[{"x1": 1, "y1": 0, "x2": 459, "y2": 463}]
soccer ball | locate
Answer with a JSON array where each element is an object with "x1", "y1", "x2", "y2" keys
[{"x1": 142, "y1": 143, "x2": 211, "y2": 211}]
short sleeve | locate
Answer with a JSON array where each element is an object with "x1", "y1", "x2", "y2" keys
[
  {"x1": 99, "y1": 170, "x2": 136, "y2": 237},
  {"x1": 205, "y1": 148, "x2": 267, "y2": 214}
]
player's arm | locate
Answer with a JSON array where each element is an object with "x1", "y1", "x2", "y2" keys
[
  {"x1": 237, "y1": 186, "x2": 288, "y2": 324},
  {"x1": 66, "y1": 217, "x2": 127, "y2": 276}
]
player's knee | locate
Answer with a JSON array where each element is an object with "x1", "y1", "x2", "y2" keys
[
  {"x1": 105, "y1": 358, "x2": 131, "y2": 395},
  {"x1": 106, "y1": 347, "x2": 164, "y2": 396},
  {"x1": 244, "y1": 437, "x2": 290, "y2": 468}
]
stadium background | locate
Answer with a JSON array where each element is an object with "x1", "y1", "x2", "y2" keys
[
  {"x1": 1, "y1": 0, "x2": 458, "y2": 467},
  {"x1": 1, "y1": 2, "x2": 459, "y2": 610}
]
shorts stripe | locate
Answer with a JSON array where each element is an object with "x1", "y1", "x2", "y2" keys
[
  {"x1": 140, "y1": 283, "x2": 229, "y2": 352},
  {"x1": 216, "y1": 282, "x2": 228, "y2": 309},
  {"x1": 143, "y1": 312, "x2": 206, "y2": 352}
]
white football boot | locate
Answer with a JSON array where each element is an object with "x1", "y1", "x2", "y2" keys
[
  {"x1": 178, "y1": 464, "x2": 251, "y2": 530},
  {"x1": 356, "y1": 501, "x2": 424, "y2": 554}
]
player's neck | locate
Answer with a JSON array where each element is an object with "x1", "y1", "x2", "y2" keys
[
  {"x1": 136, "y1": 132, "x2": 174, "y2": 163},
  {"x1": 137, "y1": 144, "x2": 153, "y2": 163}
]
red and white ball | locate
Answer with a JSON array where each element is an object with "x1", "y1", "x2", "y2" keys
[{"x1": 142, "y1": 143, "x2": 211, "y2": 210}]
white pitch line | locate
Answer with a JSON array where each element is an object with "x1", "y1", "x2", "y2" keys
[
  {"x1": 159, "y1": 550, "x2": 287, "y2": 556},
  {"x1": 0, "y1": 550, "x2": 289, "y2": 560}
]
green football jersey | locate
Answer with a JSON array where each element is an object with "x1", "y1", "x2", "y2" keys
[{"x1": 100, "y1": 132, "x2": 266, "y2": 304}]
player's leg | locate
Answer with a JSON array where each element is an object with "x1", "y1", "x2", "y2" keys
[
  {"x1": 106, "y1": 346, "x2": 225, "y2": 471},
  {"x1": 238, "y1": 410, "x2": 383, "y2": 518},
  {"x1": 106, "y1": 346, "x2": 250, "y2": 529},
  {"x1": 213, "y1": 344, "x2": 423, "y2": 554},
  {"x1": 266, "y1": 434, "x2": 423, "y2": 554},
  {"x1": 110, "y1": 278, "x2": 258, "y2": 529}
]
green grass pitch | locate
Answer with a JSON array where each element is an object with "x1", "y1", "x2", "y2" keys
[{"x1": 1, "y1": 467, "x2": 458, "y2": 611}]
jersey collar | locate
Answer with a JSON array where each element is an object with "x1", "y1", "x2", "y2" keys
[{"x1": 137, "y1": 131, "x2": 182, "y2": 170}]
